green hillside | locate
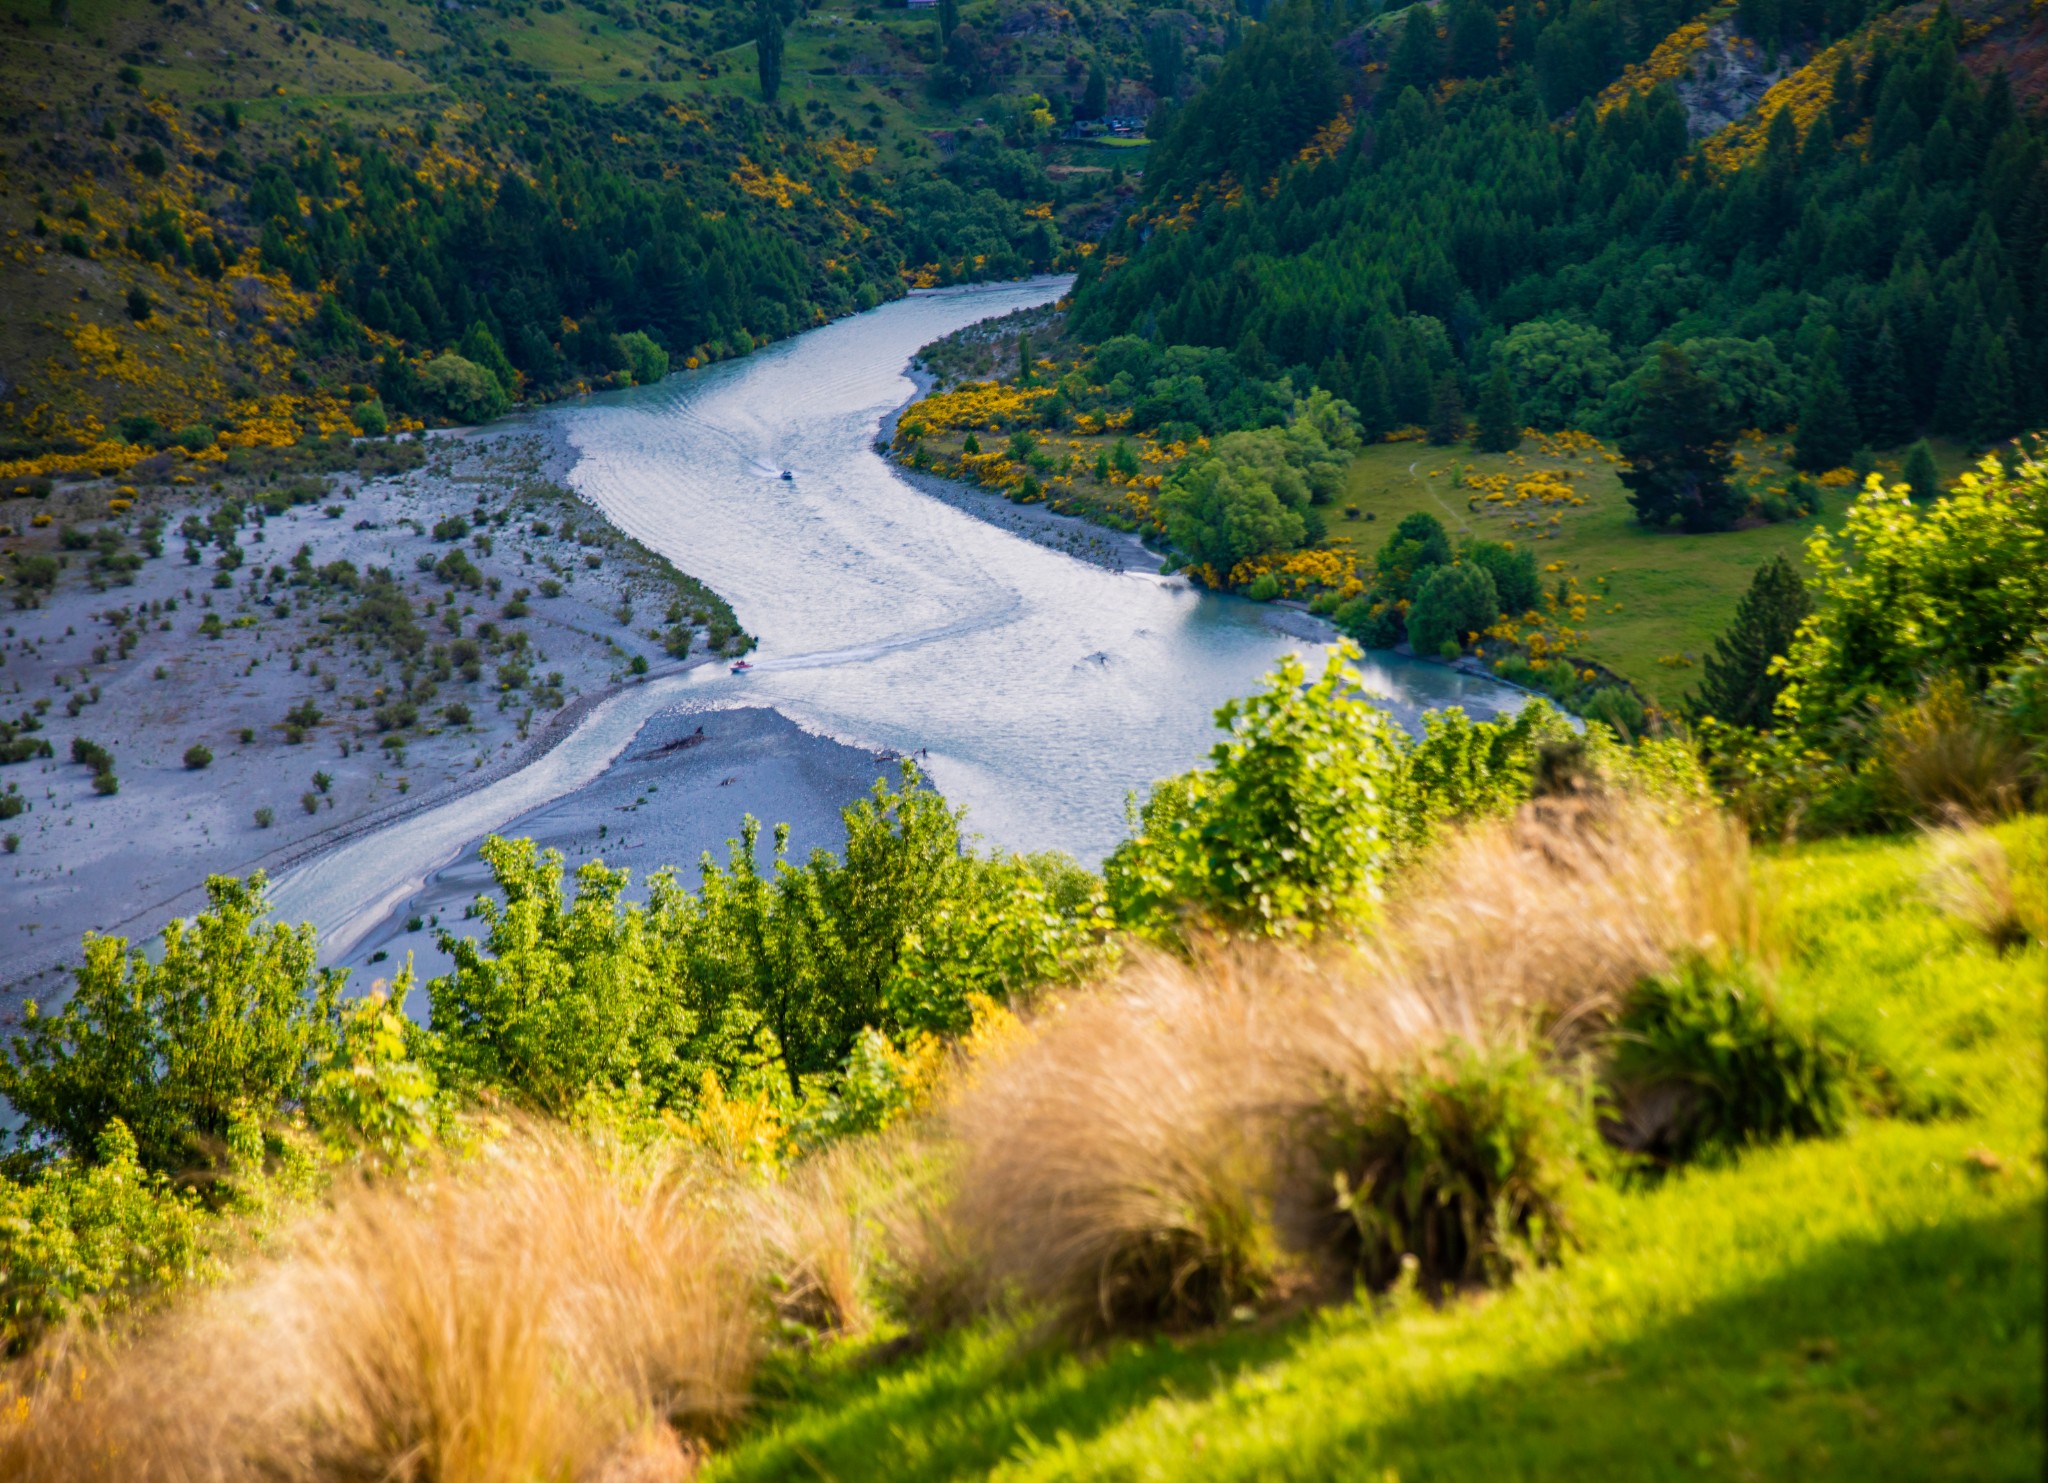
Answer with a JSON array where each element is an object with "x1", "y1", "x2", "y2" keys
[
  {"x1": 0, "y1": 0, "x2": 1229, "y2": 474},
  {"x1": 707, "y1": 824, "x2": 2045, "y2": 1483}
]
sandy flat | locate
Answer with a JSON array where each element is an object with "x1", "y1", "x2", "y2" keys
[{"x1": 0, "y1": 426, "x2": 732, "y2": 1012}]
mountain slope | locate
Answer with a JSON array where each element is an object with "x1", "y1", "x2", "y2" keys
[{"x1": 0, "y1": 0, "x2": 1233, "y2": 473}]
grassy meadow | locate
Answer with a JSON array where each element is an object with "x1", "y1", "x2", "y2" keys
[
  {"x1": 704, "y1": 820, "x2": 2046, "y2": 1481},
  {"x1": 1329, "y1": 434, "x2": 1977, "y2": 709}
]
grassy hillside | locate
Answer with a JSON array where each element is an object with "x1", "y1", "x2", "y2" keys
[
  {"x1": 707, "y1": 822, "x2": 2046, "y2": 1481},
  {"x1": 0, "y1": 0, "x2": 1217, "y2": 471}
]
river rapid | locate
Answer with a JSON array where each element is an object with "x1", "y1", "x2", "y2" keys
[{"x1": 273, "y1": 279, "x2": 1520, "y2": 956}]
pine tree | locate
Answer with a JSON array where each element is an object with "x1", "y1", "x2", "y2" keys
[
  {"x1": 1856, "y1": 322, "x2": 1915, "y2": 448},
  {"x1": 1384, "y1": 6, "x2": 1443, "y2": 101},
  {"x1": 1902, "y1": 439, "x2": 1941, "y2": 500},
  {"x1": 1081, "y1": 63, "x2": 1108, "y2": 120},
  {"x1": 1792, "y1": 356, "x2": 1859, "y2": 472},
  {"x1": 755, "y1": 0, "x2": 784, "y2": 102},
  {"x1": 1472, "y1": 363, "x2": 1520, "y2": 452},
  {"x1": 1448, "y1": 0, "x2": 1499, "y2": 78},
  {"x1": 1353, "y1": 357, "x2": 1394, "y2": 438},
  {"x1": 938, "y1": 0, "x2": 958, "y2": 46},
  {"x1": 1619, "y1": 344, "x2": 1742, "y2": 532},
  {"x1": 459, "y1": 320, "x2": 518, "y2": 400},
  {"x1": 1690, "y1": 554, "x2": 1811, "y2": 729},
  {"x1": 1966, "y1": 328, "x2": 2018, "y2": 448},
  {"x1": 1426, "y1": 375, "x2": 1467, "y2": 445},
  {"x1": 1013, "y1": 331, "x2": 1033, "y2": 384}
]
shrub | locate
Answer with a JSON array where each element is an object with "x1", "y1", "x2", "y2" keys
[
  {"x1": 171, "y1": 424, "x2": 216, "y2": 453},
  {"x1": 301, "y1": 792, "x2": 319, "y2": 816},
  {"x1": 1310, "y1": 1043, "x2": 1585, "y2": 1294},
  {"x1": 1872, "y1": 678, "x2": 2032, "y2": 823},
  {"x1": 91, "y1": 769, "x2": 118, "y2": 796},
  {"x1": 1244, "y1": 572, "x2": 1281, "y2": 602},
  {"x1": 0, "y1": 1118, "x2": 210, "y2": 1355},
  {"x1": 1582, "y1": 685, "x2": 1647, "y2": 737},
  {"x1": 1406, "y1": 562, "x2": 1498, "y2": 654},
  {"x1": 1778, "y1": 452, "x2": 2048, "y2": 740},
  {"x1": 70, "y1": 737, "x2": 111, "y2": 770},
  {"x1": 443, "y1": 702, "x2": 472, "y2": 727},
  {"x1": 0, "y1": 874, "x2": 340, "y2": 1170},
  {"x1": 349, "y1": 401, "x2": 388, "y2": 436},
  {"x1": 1604, "y1": 956, "x2": 1859, "y2": 1166},
  {"x1": 419, "y1": 353, "x2": 510, "y2": 425},
  {"x1": 254, "y1": 807, "x2": 274, "y2": 829},
  {"x1": 1922, "y1": 823, "x2": 2040, "y2": 956},
  {"x1": 1104, "y1": 646, "x2": 1401, "y2": 940}
]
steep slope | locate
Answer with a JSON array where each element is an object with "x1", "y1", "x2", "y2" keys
[
  {"x1": 0, "y1": 0, "x2": 1235, "y2": 472},
  {"x1": 1073, "y1": 0, "x2": 2048, "y2": 452}
]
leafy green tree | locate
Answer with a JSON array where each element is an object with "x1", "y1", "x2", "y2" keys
[
  {"x1": 1472, "y1": 363, "x2": 1521, "y2": 452},
  {"x1": 1162, "y1": 414, "x2": 1346, "y2": 573},
  {"x1": 0, "y1": 876, "x2": 341, "y2": 1171},
  {"x1": 420, "y1": 353, "x2": 510, "y2": 425},
  {"x1": 0, "y1": 1118, "x2": 208, "y2": 1354},
  {"x1": 428, "y1": 839, "x2": 690, "y2": 1112},
  {"x1": 755, "y1": 0, "x2": 785, "y2": 102},
  {"x1": 1602, "y1": 337, "x2": 1798, "y2": 436},
  {"x1": 1793, "y1": 356, "x2": 1859, "y2": 473},
  {"x1": 1690, "y1": 554, "x2": 1810, "y2": 729},
  {"x1": 1406, "y1": 561, "x2": 1499, "y2": 654},
  {"x1": 1496, "y1": 319, "x2": 1621, "y2": 430},
  {"x1": 1374, "y1": 510, "x2": 1453, "y2": 601},
  {"x1": 1461, "y1": 537, "x2": 1539, "y2": 612},
  {"x1": 615, "y1": 330, "x2": 670, "y2": 387},
  {"x1": 1618, "y1": 344, "x2": 1742, "y2": 532},
  {"x1": 1776, "y1": 452, "x2": 2048, "y2": 737},
  {"x1": 1104, "y1": 646, "x2": 1401, "y2": 939}
]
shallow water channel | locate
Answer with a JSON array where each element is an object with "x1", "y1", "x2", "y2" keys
[{"x1": 273, "y1": 279, "x2": 1521, "y2": 958}]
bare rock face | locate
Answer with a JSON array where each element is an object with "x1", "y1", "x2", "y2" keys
[{"x1": 1672, "y1": 22, "x2": 1803, "y2": 139}]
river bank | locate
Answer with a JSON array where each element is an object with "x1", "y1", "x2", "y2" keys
[
  {"x1": 0, "y1": 422, "x2": 740, "y2": 1010},
  {"x1": 335, "y1": 705, "x2": 902, "y2": 983}
]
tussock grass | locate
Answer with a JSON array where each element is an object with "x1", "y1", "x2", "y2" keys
[
  {"x1": 3, "y1": 1129, "x2": 757, "y2": 1483},
  {"x1": 1923, "y1": 820, "x2": 2041, "y2": 955},
  {"x1": 701, "y1": 821, "x2": 2048, "y2": 1483},
  {"x1": 941, "y1": 799, "x2": 1761, "y2": 1333},
  {"x1": 1876, "y1": 679, "x2": 2034, "y2": 822}
]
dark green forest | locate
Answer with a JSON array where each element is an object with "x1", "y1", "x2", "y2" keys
[{"x1": 1073, "y1": 0, "x2": 2047, "y2": 455}]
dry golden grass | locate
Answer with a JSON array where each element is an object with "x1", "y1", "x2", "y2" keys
[
  {"x1": 1922, "y1": 821, "x2": 2041, "y2": 955},
  {"x1": 940, "y1": 799, "x2": 1760, "y2": 1335},
  {"x1": 1876, "y1": 679, "x2": 2033, "y2": 823},
  {"x1": 0, "y1": 801, "x2": 1771, "y2": 1470},
  {"x1": 1, "y1": 1129, "x2": 757, "y2": 1483}
]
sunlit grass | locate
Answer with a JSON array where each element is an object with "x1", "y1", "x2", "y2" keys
[
  {"x1": 707, "y1": 821, "x2": 2046, "y2": 1482},
  {"x1": 1331, "y1": 436, "x2": 1977, "y2": 707}
]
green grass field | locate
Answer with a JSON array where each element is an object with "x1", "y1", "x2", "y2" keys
[
  {"x1": 707, "y1": 821, "x2": 2046, "y2": 1482},
  {"x1": 1330, "y1": 434, "x2": 1978, "y2": 709}
]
